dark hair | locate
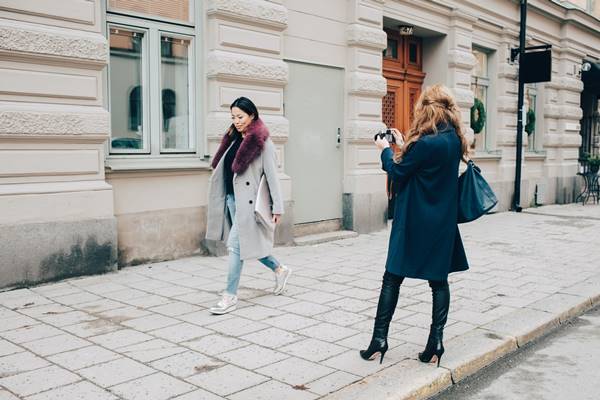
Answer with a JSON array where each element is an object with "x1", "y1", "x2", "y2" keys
[
  {"x1": 227, "y1": 97, "x2": 259, "y2": 136},
  {"x1": 231, "y1": 97, "x2": 259, "y2": 120}
]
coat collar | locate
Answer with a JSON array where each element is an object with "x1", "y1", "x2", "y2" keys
[{"x1": 211, "y1": 118, "x2": 270, "y2": 175}]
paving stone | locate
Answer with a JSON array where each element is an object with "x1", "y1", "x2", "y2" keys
[
  {"x1": 262, "y1": 314, "x2": 320, "y2": 331},
  {"x1": 248, "y1": 295, "x2": 297, "y2": 308},
  {"x1": 281, "y1": 338, "x2": 347, "y2": 362},
  {"x1": 306, "y1": 371, "x2": 362, "y2": 396},
  {"x1": 0, "y1": 365, "x2": 80, "y2": 397},
  {"x1": 205, "y1": 316, "x2": 268, "y2": 336},
  {"x1": 0, "y1": 316, "x2": 38, "y2": 332},
  {"x1": 62, "y1": 319, "x2": 122, "y2": 338},
  {"x1": 240, "y1": 327, "x2": 304, "y2": 349},
  {"x1": 280, "y1": 301, "x2": 333, "y2": 317},
  {"x1": 148, "y1": 322, "x2": 212, "y2": 343},
  {"x1": 228, "y1": 379, "x2": 319, "y2": 400},
  {"x1": 185, "y1": 364, "x2": 268, "y2": 396},
  {"x1": 78, "y1": 357, "x2": 155, "y2": 387},
  {"x1": 110, "y1": 372, "x2": 196, "y2": 400},
  {"x1": 121, "y1": 314, "x2": 180, "y2": 332},
  {"x1": 151, "y1": 350, "x2": 223, "y2": 378},
  {"x1": 68, "y1": 299, "x2": 127, "y2": 314},
  {"x1": 0, "y1": 351, "x2": 49, "y2": 377},
  {"x1": 48, "y1": 345, "x2": 120, "y2": 370},
  {"x1": 219, "y1": 344, "x2": 289, "y2": 369},
  {"x1": 88, "y1": 329, "x2": 153, "y2": 350},
  {"x1": 170, "y1": 388, "x2": 226, "y2": 400},
  {"x1": 52, "y1": 292, "x2": 102, "y2": 306},
  {"x1": 183, "y1": 334, "x2": 249, "y2": 357},
  {"x1": 1, "y1": 324, "x2": 61, "y2": 345},
  {"x1": 0, "y1": 339, "x2": 23, "y2": 357},
  {"x1": 25, "y1": 381, "x2": 117, "y2": 400},
  {"x1": 20, "y1": 333, "x2": 89, "y2": 357},
  {"x1": 320, "y1": 350, "x2": 393, "y2": 377},
  {"x1": 0, "y1": 390, "x2": 19, "y2": 400},
  {"x1": 326, "y1": 297, "x2": 374, "y2": 312},
  {"x1": 117, "y1": 339, "x2": 187, "y2": 363},
  {"x1": 526, "y1": 292, "x2": 591, "y2": 322},
  {"x1": 148, "y1": 302, "x2": 202, "y2": 317},
  {"x1": 230, "y1": 305, "x2": 285, "y2": 321},
  {"x1": 297, "y1": 323, "x2": 359, "y2": 343},
  {"x1": 37, "y1": 311, "x2": 97, "y2": 327},
  {"x1": 314, "y1": 309, "x2": 368, "y2": 327},
  {"x1": 256, "y1": 356, "x2": 335, "y2": 386},
  {"x1": 177, "y1": 311, "x2": 234, "y2": 327}
]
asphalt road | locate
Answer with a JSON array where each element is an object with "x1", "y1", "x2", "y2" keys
[{"x1": 432, "y1": 305, "x2": 600, "y2": 400}]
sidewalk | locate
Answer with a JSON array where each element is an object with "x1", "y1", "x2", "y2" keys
[{"x1": 1, "y1": 204, "x2": 599, "y2": 400}]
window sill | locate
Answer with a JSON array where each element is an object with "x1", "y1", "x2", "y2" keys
[
  {"x1": 105, "y1": 156, "x2": 212, "y2": 173},
  {"x1": 471, "y1": 151, "x2": 502, "y2": 161},
  {"x1": 524, "y1": 151, "x2": 547, "y2": 161}
]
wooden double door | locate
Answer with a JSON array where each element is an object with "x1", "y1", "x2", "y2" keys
[
  {"x1": 382, "y1": 30, "x2": 425, "y2": 135},
  {"x1": 382, "y1": 30, "x2": 425, "y2": 217}
]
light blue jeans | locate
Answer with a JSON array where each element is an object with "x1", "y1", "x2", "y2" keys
[{"x1": 225, "y1": 194, "x2": 280, "y2": 295}]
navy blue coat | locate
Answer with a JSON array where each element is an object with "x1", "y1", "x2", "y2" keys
[{"x1": 381, "y1": 126, "x2": 468, "y2": 281}]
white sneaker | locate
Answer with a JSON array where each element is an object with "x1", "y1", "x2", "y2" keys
[
  {"x1": 210, "y1": 293, "x2": 238, "y2": 315},
  {"x1": 273, "y1": 265, "x2": 292, "y2": 295}
]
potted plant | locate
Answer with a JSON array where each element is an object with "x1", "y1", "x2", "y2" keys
[{"x1": 586, "y1": 153, "x2": 600, "y2": 174}]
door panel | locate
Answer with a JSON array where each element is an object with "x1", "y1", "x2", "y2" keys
[{"x1": 284, "y1": 61, "x2": 344, "y2": 224}]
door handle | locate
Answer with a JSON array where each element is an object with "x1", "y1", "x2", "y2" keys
[{"x1": 337, "y1": 128, "x2": 342, "y2": 148}]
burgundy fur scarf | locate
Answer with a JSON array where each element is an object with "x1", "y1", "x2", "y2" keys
[{"x1": 211, "y1": 118, "x2": 270, "y2": 175}]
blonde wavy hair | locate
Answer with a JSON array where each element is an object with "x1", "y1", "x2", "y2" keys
[{"x1": 394, "y1": 84, "x2": 469, "y2": 163}]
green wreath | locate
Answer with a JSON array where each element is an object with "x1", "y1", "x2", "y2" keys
[
  {"x1": 525, "y1": 108, "x2": 536, "y2": 135},
  {"x1": 470, "y1": 98, "x2": 486, "y2": 134}
]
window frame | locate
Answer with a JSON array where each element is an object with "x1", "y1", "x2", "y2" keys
[
  {"x1": 103, "y1": 3, "x2": 205, "y2": 163},
  {"x1": 471, "y1": 48, "x2": 490, "y2": 152},
  {"x1": 107, "y1": 23, "x2": 151, "y2": 154}
]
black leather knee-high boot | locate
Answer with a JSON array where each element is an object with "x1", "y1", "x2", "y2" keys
[
  {"x1": 360, "y1": 271, "x2": 403, "y2": 364},
  {"x1": 418, "y1": 280, "x2": 450, "y2": 367}
]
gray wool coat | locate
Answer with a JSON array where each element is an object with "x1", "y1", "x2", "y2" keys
[{"x1": 205, "y1": 138, "x2": 284, "y2": 260}]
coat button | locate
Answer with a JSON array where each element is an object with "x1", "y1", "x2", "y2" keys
[
  {"x1": 249, "y1": 200, "x2": 253, "y2": 204},
  {"x1": 246, "y1": 181, "x2": 250, "y2": 186}
]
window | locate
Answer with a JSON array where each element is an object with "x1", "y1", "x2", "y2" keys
[
  {"x1": 471, "y1": 48, "x2": 490, "y2": 152},
  {"x1": 384, "y1": 38, "x2": 398, "y2": 59},
  {"x1": 106, "y1": 0, "x2": 198, "y2": 156}
]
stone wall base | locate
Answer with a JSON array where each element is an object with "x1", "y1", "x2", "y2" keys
[{"x1": 0, "y1": 218, "x2": 117, "y2": 289}]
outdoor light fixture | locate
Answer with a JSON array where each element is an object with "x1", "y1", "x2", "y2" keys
[
  {"x1": 582, "y1": 62, "x2": 592, "y2": 72},
  {"x1": 398, "y1": 25, "x2": 413, "y2": 35}
]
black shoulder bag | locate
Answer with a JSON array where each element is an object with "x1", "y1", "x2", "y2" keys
[{"x1": 458, "y1": 160, "x2": 498, "y2": 223}]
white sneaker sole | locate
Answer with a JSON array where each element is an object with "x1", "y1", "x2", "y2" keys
[
  {"x1": 209, "y1": 304, "x2": 237, "y2": 315},
  {"x1": 274, "y1": 269, "x2": 292, "y2": 296}
]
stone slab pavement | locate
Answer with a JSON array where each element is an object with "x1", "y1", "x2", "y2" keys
[{"x1": 1, "y1": 204, "x2": 599, "y2": 400}]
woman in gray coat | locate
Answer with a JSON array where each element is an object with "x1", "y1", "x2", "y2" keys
[{"x1": 206, "y1": 97, "x2": 291, "y2": 314}]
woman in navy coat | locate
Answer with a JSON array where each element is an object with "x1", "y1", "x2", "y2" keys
[{"x1": 361, "y1": 84, "x2": 469, "y2": 366}]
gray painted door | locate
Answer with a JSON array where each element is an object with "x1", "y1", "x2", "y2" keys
[{"x1": 284, "y1": 61, "x2": 344, "y2": 224}]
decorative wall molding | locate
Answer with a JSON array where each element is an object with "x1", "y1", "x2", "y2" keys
[
  {"x1": 347, "y1": 24, "x2": 387, "y2": 50},
  {"x1": 447, "y1": 49, "x2": 477, "y2": 69},
  {"x1": 0, "y1": 107, "x2": 109, "y2": 135},
  {"x1": 207, "y1": 50, "x2": 288, "y2": 84},
  {"x1": 0, "y1": 19, "x2": 107, "y2": 63},
  {"x1": 348, "y1": 72, "x2": 387, "y2": 97},
  {"x1": 207, "y1": 0, "x2": 288, "y2": 29}
]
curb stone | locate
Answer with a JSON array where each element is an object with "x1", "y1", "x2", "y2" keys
[{"x1": 321, "y1": 294, "x2": 598, "y2": 400}]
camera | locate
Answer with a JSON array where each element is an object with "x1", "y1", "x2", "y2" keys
[{"x1": 374, "y1": 128, "x2": 396, "y2": 144}]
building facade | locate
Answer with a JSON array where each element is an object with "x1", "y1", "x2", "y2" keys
[{"x1": 1, "y1": 0, "x2": 599, "y2": 288}]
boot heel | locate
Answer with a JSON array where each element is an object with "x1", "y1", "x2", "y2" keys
[
  {"x1": 436, "y1": 353, "x2": 442, "y2": 367},
  {"x1": 379, "y1": 349, "x2": 387, "y2": 364}
]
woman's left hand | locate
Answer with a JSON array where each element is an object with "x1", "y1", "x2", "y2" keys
[
  {"x1": 374, "y1": 135, "x2": 390, "y2": 150},
  {"x1": 272, "y1": 214, "x2": 281, "y2": 224}
]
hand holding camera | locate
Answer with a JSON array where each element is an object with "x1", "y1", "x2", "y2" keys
[{"x1": 374, "y1": 128, "x2": 404, "y2": 150}]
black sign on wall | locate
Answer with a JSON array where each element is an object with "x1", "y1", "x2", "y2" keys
[{"x1": 520, "y1": 49, "x2": 552, "y2": 83}]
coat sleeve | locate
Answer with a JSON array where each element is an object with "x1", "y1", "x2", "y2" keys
[
  {"x1": 381, "y1": 140, "x2": 427, "y2": 186},
  {"x1": 263, "y1": 140, "x2": 285, "y2": 215}
]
